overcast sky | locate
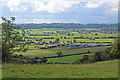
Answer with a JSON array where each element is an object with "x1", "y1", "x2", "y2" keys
[{"x1": 0, "y1": 0, "x2": 119, "y2": 24}]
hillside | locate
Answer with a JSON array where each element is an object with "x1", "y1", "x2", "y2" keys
[{"x1": 2, "y1": 60, "x2": 118, "y2": 78}]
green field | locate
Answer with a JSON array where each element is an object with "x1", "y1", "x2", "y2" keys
[
  {"x1": 2, "y1": 60, "x2": 118, "y2": 78},
  {"x1": 22, "y1": 28, "x2": 118, "y2": 44},
  {"x1": 47, "y1": 53, "x2": 94, "y2": 63},
  {"x1": 15, "y1": 46, "x2": 109, "y2": 58}
]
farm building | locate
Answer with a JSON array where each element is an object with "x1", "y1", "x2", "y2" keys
[
  {"x1": 85, "y1": 43, "x2": 110, "y2": 47},
  {"x1": 66, "y1": 43, "x2": 110, "y2": 48},
  {"x1": 40, "y1": 44, "x2": 58, "y2": 49}
]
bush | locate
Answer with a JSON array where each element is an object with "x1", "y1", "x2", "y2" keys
[
  {"x1": 34, "y1": 57, "x2": 40, "y2": 59},
  {"x1": 41, "y1": 57, "x2": 48, "y2": 63},
  {"x1": 2, "y1": 41, "x2": 12, "y2": 63},
  {"x1": 94, "y1": 52, "x2": 102, "y2": 61},
  {"x1": 87, "y1": 50, "x2": 91, "y2": 53}
]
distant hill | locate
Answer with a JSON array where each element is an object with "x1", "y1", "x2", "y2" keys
[{"x1": 17, "y1": 23, "x2": 118, "y2": 31}]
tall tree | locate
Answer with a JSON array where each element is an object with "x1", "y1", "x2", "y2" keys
[{"x1": 2, "y1": 17, "x2": 22, "y2": 62}]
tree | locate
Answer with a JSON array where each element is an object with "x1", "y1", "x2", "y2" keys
[
  {"x1": 55, "y1": 38, "x2": 60, "y2": 43},
  {"x1": 109, "y1": 38, "x2": 120, "y2": 59},
  {"x1": 2, "y1": 17, "x2": 22, "y2": 62},
  {"x1": 73, "y1": 39, "x2": 76, "y2": 43},
  {"x1": 94, "y1": 52, "x2": 101, "y2": 61},
  {"x1": 56, "y1": 51, "x2": 62, "y2": 57}
]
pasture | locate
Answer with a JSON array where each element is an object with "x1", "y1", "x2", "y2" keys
[
  {"x1": 47, "y1": 53, "x2": 94, "y2": 63},
  {"x1": 15, "y1": 46, "x2": 110, "y2": 58},
  {"x1": 2, "y1": 60, "x2": 118, "y2": 78}
]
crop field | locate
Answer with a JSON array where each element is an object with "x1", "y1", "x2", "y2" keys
[{"x1": 2, "y1": 60, "x2": 118, "y2": 78}]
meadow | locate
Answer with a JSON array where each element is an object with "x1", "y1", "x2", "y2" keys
[{"x1": 2, "y1": 60, "x2": 118, "y2": 78}]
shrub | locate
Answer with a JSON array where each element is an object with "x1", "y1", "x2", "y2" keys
[
  {"x1": 41, "y1": 57, "x2": 48, "y2": 63},
  {"x1": 34, "y1": 57, "x2": 40, "y2": 59},
  {"x1": 2, "y1": 42, "x2": 12, "y2": 63},
  {"x1": 94, "y1": 52, "x2": 102, "y2": 61},
  {"x1": 87, "y1": 50, "x2": 91, "y2": 53}
]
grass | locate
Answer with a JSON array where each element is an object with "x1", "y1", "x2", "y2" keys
[
  {"x1": 14, "y1": 46, "x2": 110, "y2": 58},
  {"x1": 2, "y1": 60, "x2": 118, "y2": 78},
  {"x1": 47, "y1": 53, "x2": 94, "y2": 63}
]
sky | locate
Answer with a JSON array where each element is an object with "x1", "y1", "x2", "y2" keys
[{"x1": 0, "y1": 0, "x2": 119, "y2": 24}]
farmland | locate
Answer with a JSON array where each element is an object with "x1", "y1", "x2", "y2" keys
[
  {"x1": 2, "y1": 23, "x2": 119, "y2": 78},
  {"x1": 1, "y1": 0, "x2": 119, "y2": 78},
  {"x1": 12, "y1": 24, "x2": 118, "y2": 64},
  {"x1": 2, "y1": 60, "x2": 118, "y2": 78},
  {"x1": 14, "y1": 46, "x2": 109, "y2": 58},
  {"x1": 22, "y1": 28, "x2": 117, "y2": 44},
  {"x1": 12, "y1": 25, "x2": 117, "y2": 58}
]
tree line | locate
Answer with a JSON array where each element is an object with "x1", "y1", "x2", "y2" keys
[{"x1": 18, "y1": 23, "x2": 118, "y2": 31}]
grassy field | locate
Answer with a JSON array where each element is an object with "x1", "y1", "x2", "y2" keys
[
  {"x1": 2, "y1": 60, "x2": 118, "y2": 78},
  {"x1": 15, "y1": 46, "x2": 109, "y2": 58},
  {"x1": 47, "y1": 53, "x2": 94, "y2": 63}
]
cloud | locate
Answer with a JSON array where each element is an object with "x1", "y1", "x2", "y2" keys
[
  {"x1": 30, "y1": 19, "x2": 60, "y2": 23},
  {"x1": 104, "y1": 2, "x2": 118, "y2": 15},
  {"x1": 83, "y1": 2, "x2": 118, "y2": 15},
  {"x1": 83, "y1": 2, "x2": 104, "y2": 8},
  {"x1": 6, "y1": 0, "x2": 28, "y2": 12},
  {"x1": 34, "y1": 0, "x2": 80, "y2": 13}
]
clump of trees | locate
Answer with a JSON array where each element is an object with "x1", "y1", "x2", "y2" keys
[{"x1": 73, "y1": 38, "x2": 120, "y2": 64}]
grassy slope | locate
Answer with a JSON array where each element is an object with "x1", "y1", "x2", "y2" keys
[
  {"x1": 15, "y1": 46, "x2": 109, "y2": 58},
  {"x1": 2, "y1": 60, "x2": 118, "y2": 78}
]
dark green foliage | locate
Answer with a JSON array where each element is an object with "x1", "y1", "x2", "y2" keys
[
  {"x1": 109, "y1": 38, "x2": 120, "y2": 59},
  {"x1": 2, "y1": 17, "x2": 22, "y2": 63},
  {"x1": 41, "y1": 57, "x2": 48, "y2": 63},
  {"x1": 73, "y1": 39, "x2": 76, "y2": 43},
  {"x1": 94, "y1": 52, "x2": 102, "y2": 61},
  {"x1": 34, "y1": 57, "x2": 40, "y2": 59},
  {"x1": 87, "y1": 50, "x2": 91, "y2": 53},
  {"x1": 11, "y1": 54, "x2": 48, "y2": 64},
  {"x1": 55, "y1": 38, "x2": 60, "y2": 43},
  {"x1": 73, "y1": 38, "x2": 120, "y2": 64},
  {"x1": 56, "y1": 51, "x2": 62, "y2": 57},
  {"x1": 2, "y1": 41, "x2": 12, "y2": 62}
]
